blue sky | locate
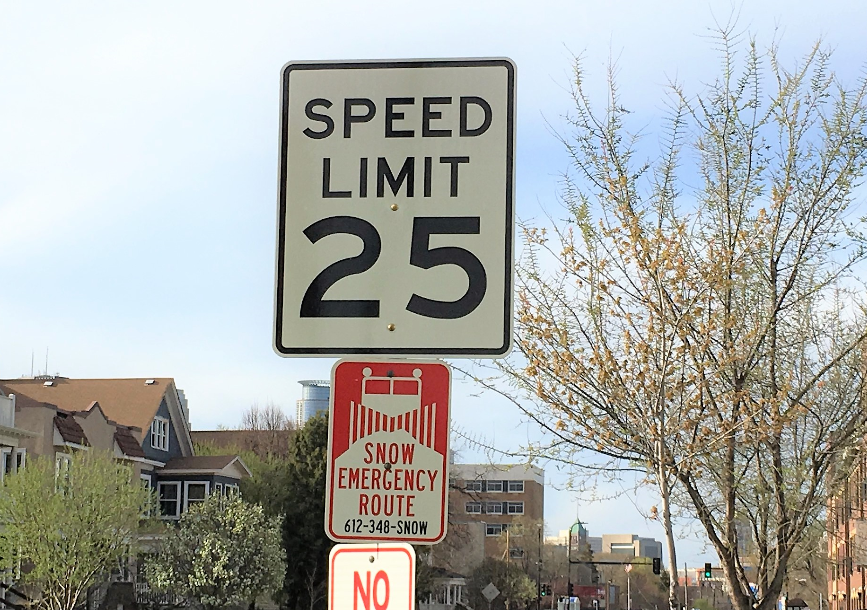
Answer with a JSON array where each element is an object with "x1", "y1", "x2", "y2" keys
[{"x1": 2, "y1": 0, "x2": 866, "y2": 568}]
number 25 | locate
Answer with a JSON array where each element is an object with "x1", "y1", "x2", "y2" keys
[{"x1": 299, "y1": 216, "x2": 487, "y2": 320}]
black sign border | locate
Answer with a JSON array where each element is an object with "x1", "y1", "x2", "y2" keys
[{"x1": 274, "y1": 58, "x2": 515, "y2": 357}]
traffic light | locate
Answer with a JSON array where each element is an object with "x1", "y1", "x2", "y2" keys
[
  {"x1": 704, "y1": 562, "x2": 712, "y2": 578},
  {"x1": 541, "y1": 583, "x2": 551, "y2": 597},
  {"x1": 653, "y1": 557, "x2": 661, "y2": 575},
  {"x1": 568, "y1": 583, "x2": 574, "y2": 597}
]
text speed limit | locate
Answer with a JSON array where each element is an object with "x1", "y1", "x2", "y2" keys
[{"x1": 274, "y1": 59, "x2": 515, "y2": 357}]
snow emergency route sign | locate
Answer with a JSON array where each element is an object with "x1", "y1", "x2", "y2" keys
[{"x1": 325, "y1": 359, "x2": 451, "y2": 544}]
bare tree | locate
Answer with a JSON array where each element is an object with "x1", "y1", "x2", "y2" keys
[
  {"x1": 476, "y1": 18, "x2": 867, "y2": 610},
  {"x1": 236, "y1": 402, "x2": 294, "y2": 458},
  {"x1": 240, "y1": 401, "x2": 292, "y2": 431}
]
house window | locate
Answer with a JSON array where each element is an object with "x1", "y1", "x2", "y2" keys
[
  {"x1": 486, "y1": 523, "x2": 507, "y2": 537},
  {"x1": 14, "y1": 449, "x2": 25, "y2": 472},
  {"x1": 486, "y1": 480, "x2": 504, "y2": 492},
  {"x1": 466, "y1": 502, "x2": 481, "y2": 514},
  {"x1": 55, "y1": 452, "x2": 73, "y2": 493},
  {"x1": 214, "y1": 483, "x2": 224, "y2": 496},
  {"x1": 225, "y1": 483, "x2": 240, "y2": 498},
  {"x1": 140, "y1": 474, "x2": 153, "y2": 517},
  {"x1": 0, "y1": 450, "x2": 12, "y2": 480},
  {"x1": 486, "y1": 502, "x2": 503, "y2": 515},
  {"x1": 184, "y1": 482, "x2": 209, "y2": 511},
  {"x1": 158, "y1": 482, "x2": 180, "y2": 519},
  {"x1": 150, "y1": 417, "x2": 169, "y2": 451},
  {"x1": 507, "y1": 502, "x2": 524, "y2": 515},
  {"x1": 508, "y1": 480, "x2": 524, "y2": 493},
  {"x1": 465, "y1": 480, "x2": 482, "y2": 492}
]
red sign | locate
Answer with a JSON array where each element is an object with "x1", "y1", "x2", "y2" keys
[
  {"x1": 328, "y1": 543, "x2": 416, "y2": 610},
  {"x1": 574, "y1": 585, "x2": 606, "y2": 598},
  {"x1": 325, "y1": 359, "x2": 451, "y2": 543}
]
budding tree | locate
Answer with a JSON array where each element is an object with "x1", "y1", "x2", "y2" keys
[{"x1": 479, "y1": 22, "x2": 867, "y2": 610}]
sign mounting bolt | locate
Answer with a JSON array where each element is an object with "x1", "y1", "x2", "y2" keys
[
  {"x1": 391, "y1": 204, "x2": 399, "y2": 211},
  {"x1": 387, "y1": 323, "x2": 396, "y2": 331}
]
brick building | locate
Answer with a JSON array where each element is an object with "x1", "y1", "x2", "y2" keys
[
  {"x1": 828, "y1": 458, "x2": 867, "y2": 609},
  {"x1": 448, "y1": 463, "x2": 544, "y2": 559}
]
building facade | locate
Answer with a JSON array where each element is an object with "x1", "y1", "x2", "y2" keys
[
  {"x1": 0, "y1": 376, "x2": 250, "y2": 607},
  {"x1": 828, "y1": 458, "x2": 867, "y2": 610},
  {"x1": 597, "y1": 533, "x2": 664, "y2": 560},
  {"x1": 447, "y1": 463, "x2": 545, "y2": 560},
  {"x1": 0, "y1": 377, "x2": 250, "y2": 520},
  {"x1": 296, "y1": 379, "x2": 329, "y2": 426}
]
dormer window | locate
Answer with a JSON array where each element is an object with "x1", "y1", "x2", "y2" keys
[{"x1": 150, "y1": 417, "x2": 169, "y2": 451}]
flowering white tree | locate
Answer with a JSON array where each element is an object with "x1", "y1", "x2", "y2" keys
[{"x1": 146, "y1": 495, "x2": 286, "y2": 609}]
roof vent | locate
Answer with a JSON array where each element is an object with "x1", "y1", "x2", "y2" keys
[
  {"x1": 43, "y1": 380, "x2": 54, "y2": 387},
  {"x1": 145, "y1": 379, "x2": 156, "y2": 385}
]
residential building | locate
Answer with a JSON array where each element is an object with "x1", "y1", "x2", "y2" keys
[
  {"x1": 0, "y1": 376, "x2": 251, "y2": 607},
  {"x1": 0, "y1": 390, "x2": 42, "y2": 479},
  {"x1": 828, "y1": 457, "x2": 867, "y2": 610},
  {"x1": 0, "y1": 377, "x2": 250, "y2": 518},
  {"x1": 296, "y1": 379, "x2": 329, "y2": 426},
  {"x1": 447, "y1": 463, "x2": 544, "y2": 560}
]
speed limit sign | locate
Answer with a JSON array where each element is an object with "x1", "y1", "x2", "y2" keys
[{"x1": 274, "y1": 58, "x2": 515, "y2": 357}]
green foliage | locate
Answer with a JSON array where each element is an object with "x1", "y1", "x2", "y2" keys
[
  {"x1": 278, "y1": 414, "x2": 332, "y2": 609},
  {"x1": 488, "y1": 16, "x2": 867, "y2": 611},
  {"x1": 414, "y1": 545, "x2": 436, "y2": 605},
  {"x1": 146, "y1": 495, "x2": 285, "y2": 609},
  {"x1": 196, "y1": 414, "x2": 332, "y2": 608},
  {"x1": 0, "y1": 450, "x2": 152, "y2": 610},
  {"x1": 193, "y1": 440, "x2": 290, "y2": 517},
  {"x1": 466, "y1": 557, "x2": 537, "y2": 610}
]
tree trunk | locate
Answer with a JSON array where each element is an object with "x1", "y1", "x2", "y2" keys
[{"x1": 659, "y1": 474, "x2": 679, "y2": 609}]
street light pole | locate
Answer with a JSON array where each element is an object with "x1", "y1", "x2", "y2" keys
[
  {"x1": 537, "y1": 523, "x2": 542, "y2": 610},
  {"x1": 684, "y1": 562, "x2": 688, "y2": 610},
  {"x1": 567, "y1": 521, "x2": 583, "y2": 611},
  {"x1": 627, "y1": 569, "x2": 631, "y2": 610}
]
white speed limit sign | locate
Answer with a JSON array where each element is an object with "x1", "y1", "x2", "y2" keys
[{"x1": 274, "y1": 58, "x2": 515, "y2": 357}]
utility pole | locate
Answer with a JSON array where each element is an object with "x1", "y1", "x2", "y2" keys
[
  {"x1": 566, "y1": 525, "x2": 573, "y2": 611},
  {"x1": 625, "y1": 564, "x2": 632, "y2": 611},
  {"x1": 683, "y1": 562, "x2": 688, "y2": 610},
  {"x1": 536, "y1": 523, "x2": 542, "y2": 610},
  {"x1": 566, "y1": 521, "x2": 585, "y2": 611}
]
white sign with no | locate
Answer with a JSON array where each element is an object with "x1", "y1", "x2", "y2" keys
[
  {"x1": 275, "y1": 58, "x2": 515, "y2": 357},
  {"x1": 328, "y1": 543, "x2": 416, "y2": 610}
]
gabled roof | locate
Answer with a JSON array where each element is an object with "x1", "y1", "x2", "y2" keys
[
  {"x1": 160, "y1": 455, "x2": 252, "y2": 478},
  {"x1": 0, "y1": 377, "x2": 193, "y2": 455},
  {"x1": 54, "y1": 412, "x2": 89, "y2": 447},
  {"x1": 0, "y1": 378, "x2": 172, "y2": 433},
  {"x1": 114, "y1": 427, "x2": 145, "y2": 458},
  {"x1": 0, "y1": 384, "x2": 56, "y2": 409}
]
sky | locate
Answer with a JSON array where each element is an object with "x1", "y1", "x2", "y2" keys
[{"x1": 2, "y1": 0, "x2": 867, "y2": 569}]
